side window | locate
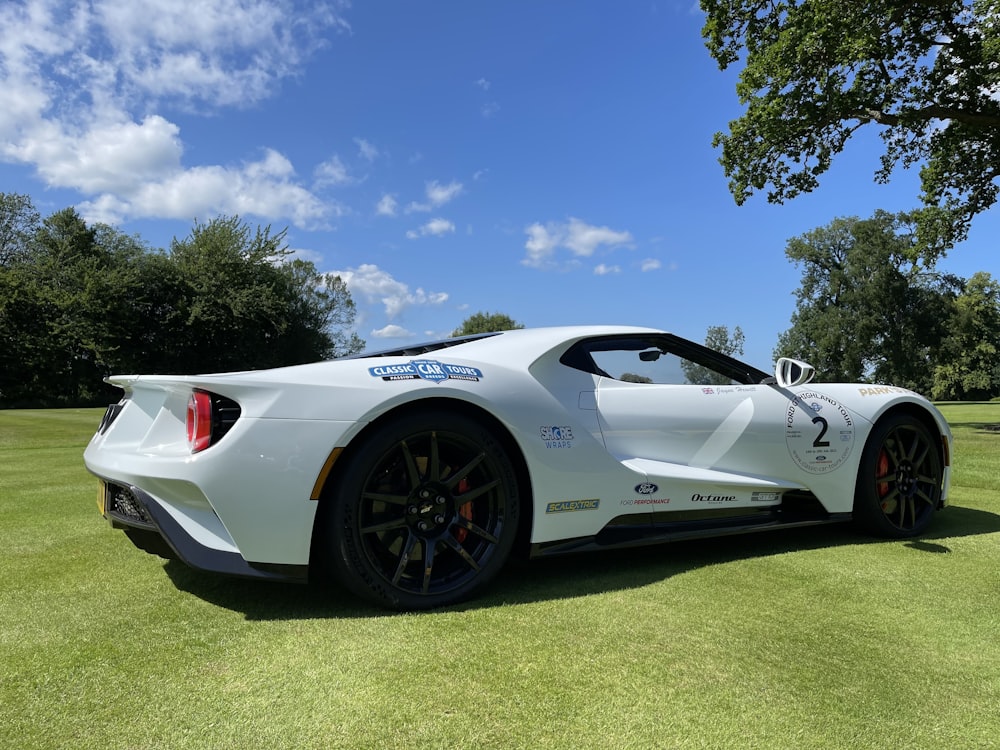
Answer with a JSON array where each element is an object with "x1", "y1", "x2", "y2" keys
[
  {"x1": 589, "y1": 348, "x2": 739, "y2": 386},
  {"x1": 560, "y1": 335, "x2": 766, "y2": 385}
]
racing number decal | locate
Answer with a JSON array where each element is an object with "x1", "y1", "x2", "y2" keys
[
  {"x1": 811, "y1": 415, "x2": 830, "y2": 447},
  {"x1": 785, "y1": 392, "x2": 855, "y2": 474}
]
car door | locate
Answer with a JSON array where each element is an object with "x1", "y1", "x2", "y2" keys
[{"x1": 582, "y1": 334, "x2": 797, "y2": 508}]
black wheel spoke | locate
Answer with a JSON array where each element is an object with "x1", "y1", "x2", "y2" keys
[
  {"x1": 400, "y1": 439, "x2": 422, "y2": 490},
  {"x1": 445, "y1": 452, "x2": 486, "y2": 490},
  {"x1": 875, "y1": 469, "x2": 894, "y2": 484},
  {"x1": 429, "y1": 431, "x2": 441, "y2": 482},
  {"x1": 360, "y1": 517, "x2": 407, "y2": 534},
  {"x1": 362, "y1": 490, "x2": 409, "y2": 506},
  {"x1": 443, "y1": 534, "x2": 482, "y2": 571},
  {"x1": 884, "y1": 438, "x2": 904, "y2": 466},
  {"x1": 454, "y1": 477, "x2": 501, "y2": 504},
  {"x1": 421, "y1": 538, "x2": 436, "y2": 593},
  {"x1": 454, "y1": 516, "x2": 500, "y2": 544},
  {"x1": 391, "y1": 533, "x2": 419, "y2": 585}
]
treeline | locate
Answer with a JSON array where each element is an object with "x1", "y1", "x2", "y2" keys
[
  {"x1": 775, "y1": 211, "x2": 1000, "y2": 401},
  {"x1": 0, "y1": 194, "x2": 363, "y2": 408}
]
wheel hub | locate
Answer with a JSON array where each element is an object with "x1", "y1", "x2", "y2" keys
[
  {"x1": 896, "y1": 460, "x2": 916, "y2": 497},
  {"x1": 406, "y1": 486, "x2": 453, "y2": 535}
]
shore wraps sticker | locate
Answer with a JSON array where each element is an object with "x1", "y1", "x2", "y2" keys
[{"x1": 785, "y1": 391, "x2": 855, "y2": 474}]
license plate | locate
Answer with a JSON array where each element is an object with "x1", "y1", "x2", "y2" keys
[{"x1": 97, "y1": 480, "x2": 107, "y2": 515}]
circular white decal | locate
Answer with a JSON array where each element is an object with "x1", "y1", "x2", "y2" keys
[{"x1": 784, "y1": 391, "x2": 855, "y2": 474}]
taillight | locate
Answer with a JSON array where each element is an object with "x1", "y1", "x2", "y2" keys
[{"x1": 186, "y1": 390, "x2": 213, "y2": 453}]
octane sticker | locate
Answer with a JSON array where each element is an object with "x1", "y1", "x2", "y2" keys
[
  {"x1": 785, "y1": 391, "x2": 855, "y2": 474},
  {"x1": 368, "y1": 359, "x2": 483, "y2": 382}
]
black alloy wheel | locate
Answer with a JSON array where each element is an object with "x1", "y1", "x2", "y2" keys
[
  {"x1": 327, "y1": 411, "x2": 519, "y2": 610},
  {"x1": 854, "y1": 413, "x2": 943, "y2": 538}
]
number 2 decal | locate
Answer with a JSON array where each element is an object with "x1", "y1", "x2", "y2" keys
[
  {"x1": 786, "y1": 392, "x2": 854, "y2": 474},
  {"x1": 811, "y1": 415, "x2": 830, "y2": 447}
]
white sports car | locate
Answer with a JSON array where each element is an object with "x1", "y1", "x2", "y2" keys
[{"x1": 84, "y1": 326, "x2": 952, "y2": 609}]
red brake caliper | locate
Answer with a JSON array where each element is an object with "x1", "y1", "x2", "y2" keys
[
  {"x1": 454, "y1": 478, "x2": 473, "y2": 543},
  {"x1": 876, "y1": 449, "x2": 891, "y2": 506}
]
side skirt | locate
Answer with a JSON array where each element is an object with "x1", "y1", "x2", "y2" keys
[{"x1": 530, "y1": 500, "x2": 852, "y2": 558}]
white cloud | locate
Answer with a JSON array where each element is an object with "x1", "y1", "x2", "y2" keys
[
  {"x1": 12, "y1": 115, "x2": 183, "y2": 194},
  {"x1": 523, "y1": 217, "x2": 633, "y2": 269},
  {"x1": 354, "y1": 137, "x2": 379, "y2": 162},
  {"x1": 594, "y1": 264, "x2": 621, "y2": 275},
  {"x1": 314, "y1": 155, "x2": 352, "y2": 187},
  {"x1": 640, "y1": 258, "x2": 662, "y2": 272},
  {"x1": 91, "y1": 0, "x2": 349, "y2": 106},
  {"x1": 563, "y1": 218, "x2": 633, "y2": 257},
  {"x1": 376, "y1": 194, "x2": 398, "y2": 216},
  {"x1": 78, "y1": 149, "x2": 340, "y2": 228},
  {"x1": 0, "y1": 0, "x2": 349, "y2": 228},
  {"x1": 372, "y1": 324, "x2": 413, "y2": 338},
  {"x1": 406, "y1": 218, "x2": 455, "y2": 239},
  {"x1": 475, "y1": 77, "x2": 491, "y2": 91},
  {"x1": 406, "y1": 179, "x2": 464, "y2": 212},
  {"x1": 332, "y1": 263, "x2": 449, "y2": 319},
  {"x1": 524, "y1": 223, "x2": 560, "y2": 267}
]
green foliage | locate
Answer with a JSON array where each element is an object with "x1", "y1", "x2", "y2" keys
[
  {"x1": 451, "y1": 311, "x2": 525, "y2": 336},
  {"x1": 0, "y1": 195, "x2": 363, "y2": 407},
  {"x1": 775, "y1": 211, "x2": 960, "y2": 392},
  {"x1": 165, "y1": 216, "x2": 363, "y2": 373},
  {"x1": 681, "y1": 325, "x2": 745, "y2": 385},
  {"x1": 0, "y1": 192, "x2": 40, "y2": 264},
  {"x1": 701, "y1": 0, "x2": 1000, "y2": 256},
  {"x1": 932, "y1": 272, "x2": 1000, "y2": 400}
]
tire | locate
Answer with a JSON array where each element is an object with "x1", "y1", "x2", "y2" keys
[
  {"x1": 853, "y1": 413, "x2": 943, "y2": 538},
  {"x1": 327, "y1": 411, "x2": 520, "y2": 610}
]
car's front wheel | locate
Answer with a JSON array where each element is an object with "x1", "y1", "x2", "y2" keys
[
  {"x1": 854, "y1": 413, "x2": 943, "y2": 538},
  {"x1": 326, "y1": 411, "x2": 520, "y2": 610}
]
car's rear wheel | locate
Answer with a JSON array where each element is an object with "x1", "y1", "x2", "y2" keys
[
  {"x1": 854, "y1": 413, "x2": 942, "y2": 538},
  {"x1": 327, "y1": 411, "x2": 519, "y2": 610}
]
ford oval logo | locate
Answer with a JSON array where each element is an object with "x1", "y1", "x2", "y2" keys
[{"x1": 635, "y1": 483, "x2": 658, "y2": 495}]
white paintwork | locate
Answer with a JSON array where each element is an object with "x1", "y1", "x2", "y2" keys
[{"x1": 83, "y1": 325, "x2": 953, "y2": 568}]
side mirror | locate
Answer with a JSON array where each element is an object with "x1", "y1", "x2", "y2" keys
[{"x1": 775, "y1": 357, "x2": 815, "y2": 388}]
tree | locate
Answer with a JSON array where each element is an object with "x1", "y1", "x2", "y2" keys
[
  {"x1": 451, "y1": 311, "x2": 524, "y2": 336},
  {"x1": 701, "y1": 0, "x2": 1000, "y2": 256},
  {"x1": 0, "y1": 192, "x2": 40, "y2": 265},
  {"x1": 166, "y1": 216, "x2": 363, "y2": 373},
  {"x1": 774, "y1": 211, "x2": 959, "y2": 393},
  {"x1": 681, "y1": 325, "x2": 745, "y2": 385},
  {"x1": 0, "y1": 205, "x2": 364, "y2": 407},
  {"x1": 932, "y1": 271, "x2": 1000, "y2": 400},
  {"x1": 0, "y1": 206, "x2": 151, "y2": 406}
]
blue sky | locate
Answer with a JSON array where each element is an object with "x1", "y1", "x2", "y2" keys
[{"x1": 2, "y1": 0, "x2": 997, "y2": 368}]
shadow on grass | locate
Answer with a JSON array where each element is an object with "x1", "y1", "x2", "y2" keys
[
  {"x1": 951, "y1": 423, "x2": 1000, "y2": 434},
  {"x1": 163, "y1": 504, "x2": 1000, "y2": 621}
]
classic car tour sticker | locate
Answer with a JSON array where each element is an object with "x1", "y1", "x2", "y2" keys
[
  {"x1": 368, "y1": 359, "x2": 483, "y2": 382},
  {"x1": 784, "y1": 391, "x2": 855, "y2": 474}
]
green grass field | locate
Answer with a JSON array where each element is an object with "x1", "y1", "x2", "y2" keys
[{"x1": 2, "y1": 405, "x2": 998, "y2": 749}]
